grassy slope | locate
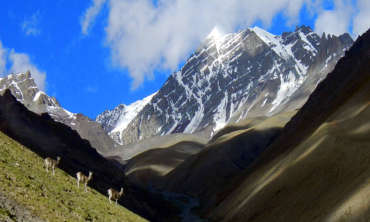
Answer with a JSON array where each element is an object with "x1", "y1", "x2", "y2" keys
[{"x1": 0, "y1": 131, "x2": 147, "y2": 222}]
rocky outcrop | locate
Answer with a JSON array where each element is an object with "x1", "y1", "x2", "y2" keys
[{"x1": 0, "y1": 192, "x2": 44, "y2": 222}]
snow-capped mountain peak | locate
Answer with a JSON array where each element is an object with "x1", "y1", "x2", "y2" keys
[{"x1": 111, "y1": 92, "x2": 157, "y2": 133}]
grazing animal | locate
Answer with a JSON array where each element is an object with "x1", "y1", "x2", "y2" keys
[
  {"x1": 76, "y1": 171, "x2": 93, "y2": 192},
  {"x1": 107, "y1": 187, "x2": 124, "y2": 204},
  {"x1": 44, "y1": 156, "x2": 61, "y2": 175}
]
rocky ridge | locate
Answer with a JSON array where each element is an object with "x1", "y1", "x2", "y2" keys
[{"x1": 0, "y1": 72, "x2": 118, "y2": 154}]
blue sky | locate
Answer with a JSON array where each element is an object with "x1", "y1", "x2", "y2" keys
[{"x1": 0, "y1": 0, "x2": 368, "y2": 118}]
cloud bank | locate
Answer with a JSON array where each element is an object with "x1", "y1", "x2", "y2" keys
[
  {"x1": 81, "y1": 0, "x2": 370, "y2": 89},
  {"x1": 0, "y1": 41, "x2": 46, "y2": 90}
]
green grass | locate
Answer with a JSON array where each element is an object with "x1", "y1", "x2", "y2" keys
[
  {"x1": 0, "y1": 207, "x2": 13, "y2": 221},
  {"x1": 0, "y1": 131, "x2": 147, "y2": 222}
]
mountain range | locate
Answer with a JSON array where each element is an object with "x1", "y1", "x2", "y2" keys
[
  {"x1": 97, "y1": 25, "x2": 353, "y2": 146},
  {"x1": 0, "y1": 25, "x2": 353, "y2": 157}
]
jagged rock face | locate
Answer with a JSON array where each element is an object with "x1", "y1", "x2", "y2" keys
[
  {"x1": 0, "y1": 72, "x2": 118, "y2": 154},
  {"x1": 101, "y1": 26, "x2": 352, "y2": 145},
  {"x1": 0, "y1": 72, "x2": 76, "y2": 126},
  {"x1": 0, "y1": 72, "x2": 60, "y2": 114}
]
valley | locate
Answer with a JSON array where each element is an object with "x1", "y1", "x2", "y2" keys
[{"x1": 0, "y1": 25, "x2": 369, "y2": 222}]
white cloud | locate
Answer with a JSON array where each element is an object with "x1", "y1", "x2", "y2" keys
[
  {"x1": 353, "y1": 0, "x2": 370, "y2": 36},
  {"x1": 8, "y1": 50, "x2": 46, "y2": 91},
  {"x1": 314, "y1": 0, "x2": 353, "y2": 36},
  {"x1": 21, "y1": 12, "x2": 41, "y2": 36},
  {"x1": 81, "y1": 0, "x2": 107, "y2": 35},
  {"x1": 0, "y1": 41, "x2": 6, "y2": 75},
  {"x1": 105, "y1": 0, "x2": 308, "y2": 89}
]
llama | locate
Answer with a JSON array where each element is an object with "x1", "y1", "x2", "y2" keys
[
  {"x1": 44, "y1": 156, "x2": 61, "y2": 175},
  {"x1": 107, "y1": 187, "x2": 124, "y2": 204},
  {"x1": 76, "y1": 171, "x2": 93, "y2": 192}
]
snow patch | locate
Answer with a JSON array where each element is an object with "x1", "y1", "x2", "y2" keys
[
  {"x1": 269, "y1": 71, "x2": 302, "y2": 112},
  {"x1": 298, "y1": 30, "x2": 318, "y2": 55},
  {"x1": 111, "y1": 92, "x2": 157, "y2": 135},
  {"x1": 213, "y1": 91, "x2": 229, "y2": 132},
  {"x1": 261, "y1": 98, "x2": 268, "y2": 107},
  {"x1": 33, "y1": 91, "x2": 45, "y2": 102},
  {"x1": 252, "y1": 26, "x2": 293, "y2": 60}
]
